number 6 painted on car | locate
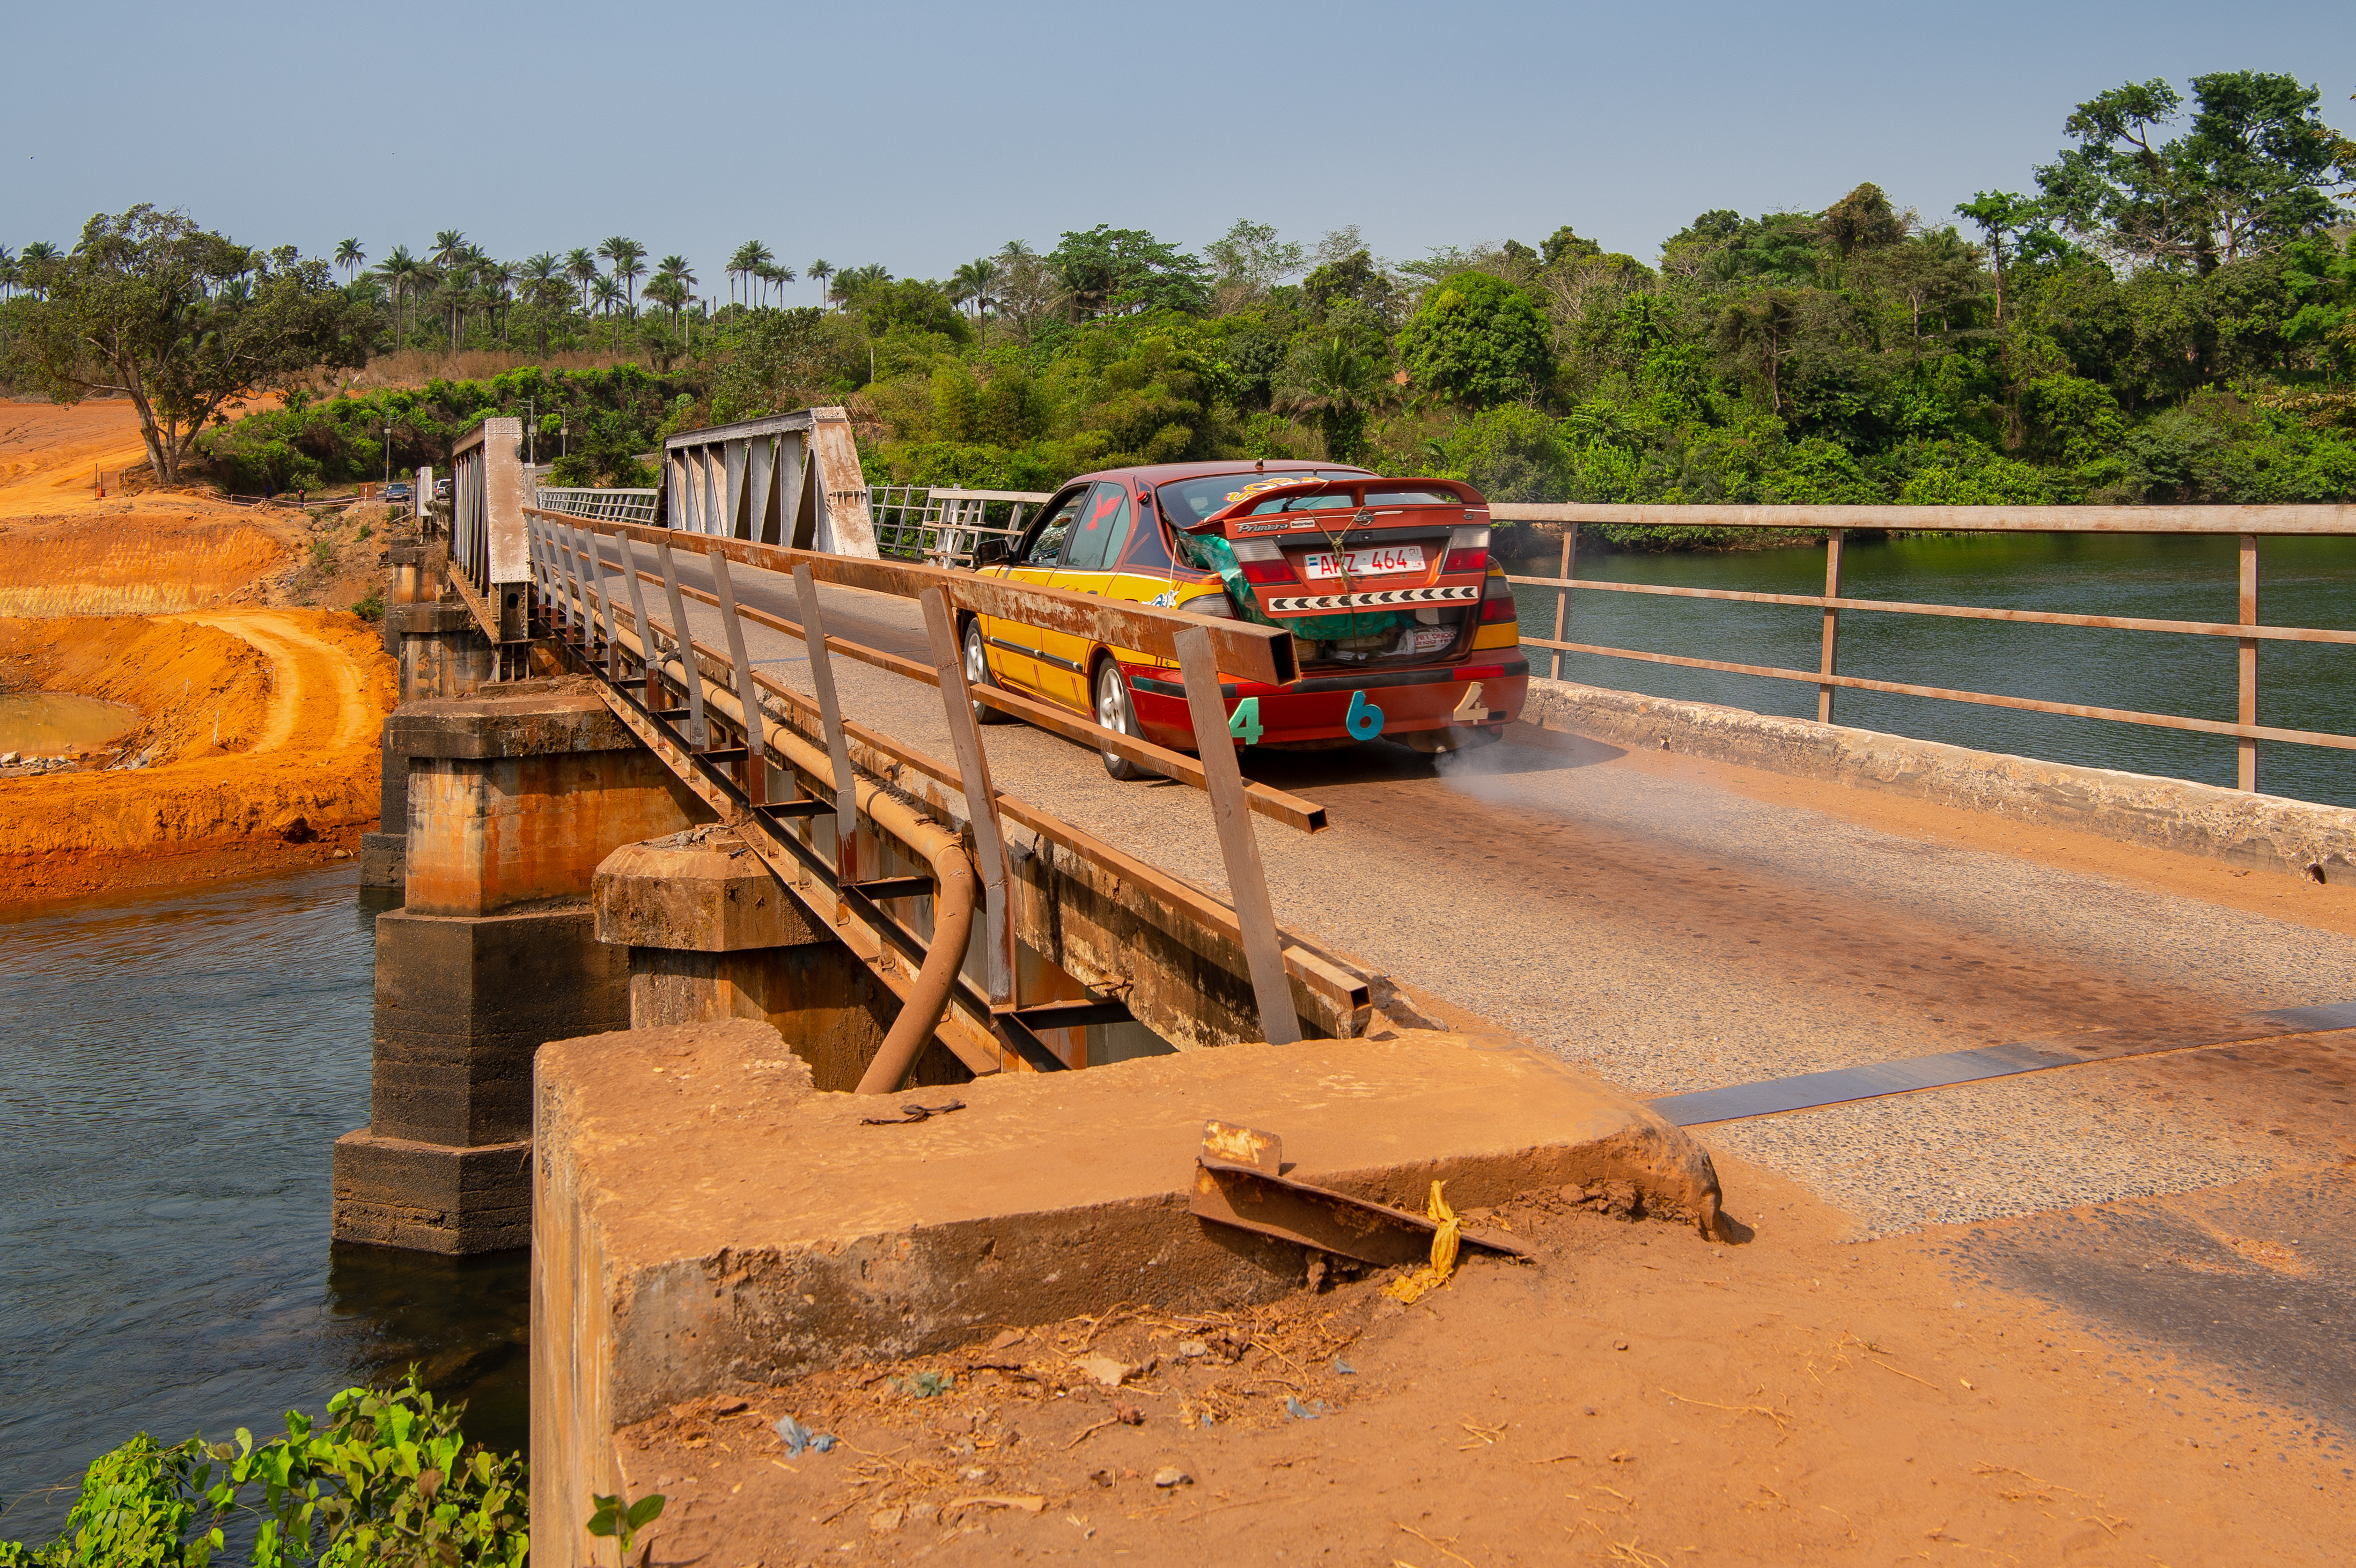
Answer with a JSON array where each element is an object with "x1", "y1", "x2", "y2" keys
[{"x1": 1345, "y1": 690, "x2": 1385, "y2": 740}]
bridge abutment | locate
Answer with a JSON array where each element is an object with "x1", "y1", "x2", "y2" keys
[{"x1": 333, "y1": 681, "x2": 713, "y2": 1255}]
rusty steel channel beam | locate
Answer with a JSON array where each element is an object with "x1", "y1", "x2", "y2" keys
[
  {"x1": 1188, "y1": 1122, "x2": 1532, "y2": 1268},
  {"x1": 529, "y1": 510, "x2": 1298, "y2": 689},
  {"x1": 1491, "y1": 500, "x2": 2356, "y2": 535}
]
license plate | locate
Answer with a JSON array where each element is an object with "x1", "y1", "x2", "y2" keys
[{"x1": 1301, "y1": 544, "x2": 1425, "y2": 580}]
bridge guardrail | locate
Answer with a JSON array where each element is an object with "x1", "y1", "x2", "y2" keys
[
  {"x1": 868, "y1": 486, "x2": 1048, "y2": 570},
  {"x1": 661, "y1": 407, "x2": 878, "y2": 555},
  {"x1": 523, "y1": 506, "x2": 1354, "y2": 1080},
  {"x1": 446, "y1": 417, "x2": 532, "y2": 651},
  {"x1": 534, "y1": 486, "x2": 659, "y2": 525},
  {"x1": 1492, "y1": 502, "x2": 2356, "y2": 794}
]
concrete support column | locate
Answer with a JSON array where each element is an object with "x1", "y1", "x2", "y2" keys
[
  {"x1": 333, "y1": 681, "x2": 713, "y2": 1254},
  {"x1": 392, "y1": 603, "x2": 497, "y2": 704},
  {"x1": 592, "y1": 828, "x2": 966, "y2": 1092}
]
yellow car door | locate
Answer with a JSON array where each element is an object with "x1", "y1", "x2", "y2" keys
[
  {"x1": 1042, "y1": 482, "x2": 1136, "y2": 708},
  {"x1": 983, "y1": 486, "x2": 1087, "y2": 696}
]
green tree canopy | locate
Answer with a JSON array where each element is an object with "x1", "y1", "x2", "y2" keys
[
  {"x1": 1048, "y1": 226, "x2": 1210, "y2": 319},
  {"x1": 3, "y1": 205, "x2": 366, "y2": 482},
  {"x1": 1396, "y1": 270, "x2": 1555, "y2": 409}
]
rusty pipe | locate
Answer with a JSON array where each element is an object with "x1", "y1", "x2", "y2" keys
[
  {"x1": 606, "y1": 613, "x2": 981, "y2": 1093},
  {"x1": 854, "y1": 828, "x2": 975, "y2": 1094}
]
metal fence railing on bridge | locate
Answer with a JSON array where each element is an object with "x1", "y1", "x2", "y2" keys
[
  {"x1": 534, "y1": 486, "x2": 659, "y2": 526},
  {"x1": 1492, "y1": 502, "x2": 2356, "y2": 794},
  {"x1": 867, "y1": 486, "x2": 1047, "y2": 570},
  {"x1": 519, "y1": 503, "x2": 1367, "y2": 1088}
]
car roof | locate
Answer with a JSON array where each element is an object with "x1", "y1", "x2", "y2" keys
[{"x1": 1064, "y1": 460, "x2": 1377, "y2": 489}]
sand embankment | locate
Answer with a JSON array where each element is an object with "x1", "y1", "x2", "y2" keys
[{"x1": 0, "y1": 610, "x2": 397, "y2": 904}]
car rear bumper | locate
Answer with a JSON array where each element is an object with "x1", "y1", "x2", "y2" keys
[{"x1": 1121, "y1": 657, "x2": 1528, "y2": 749}]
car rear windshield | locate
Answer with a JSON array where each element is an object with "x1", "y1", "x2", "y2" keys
[{"x1": 1153, "y1": 469, "x2": 1363, "y2": 530}]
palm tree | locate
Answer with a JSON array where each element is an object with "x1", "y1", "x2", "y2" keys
[
  {"x1": 951, "y1": 258, "x2": 999, "y2": 332},
  {"x1": 564, "y1": 247, "x2": 598, "y2": 312},
  {"x1": 591, "y1": 274, "x2": 625, "y2": 347},
  {"x1": 598, "y1": 237, "x2": 646, "y2": 317},
  {"x1": 807, "y1": 259, "x2": 833, "y2": 309},
  {"x1": 432, "y1": 230, "x2": 468, "y2": 269},
  {"x1": 334, "y1": 238, "x2": 365, "y2": 283},
  {"x1": 376, "y1": 245, "x2": 422, "y2": 344},
  {"x1": 645, "y1": 273, "x2": 688, "y2": 335},
  {"x1": 833, "y1": 263, "x2": 888, "y2": 311},
  {"x1": 1275, "y1": 337, "x2": 1385, "y2": 463},
  {"x1": 757, "y1": 261, "x2": 797, "y2": 306},
  {"x1": 18, "y1": 241, "x2": 60, "y2": 299},
  {"x1": 725, "y1": 242, "x2": 756, "y2": 306},
  {"x1": 0, "y1": 246, "x2": 16, "y2": 300}
]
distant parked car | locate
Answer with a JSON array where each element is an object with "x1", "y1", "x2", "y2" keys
[
  {"x1": 382, "y1": 482, "x2": 414, "y2": 504},
  {"x1": 435, "y1": 478, "x2": 452, "y2": 503}
]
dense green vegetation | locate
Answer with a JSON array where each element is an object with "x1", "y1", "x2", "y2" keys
[
  {"x1": 6, "y1": 70, "x2": 2352, "y2": 542},
  {"x1": 0, "y1": 1377, "x2": 527, "y2": 1566}
]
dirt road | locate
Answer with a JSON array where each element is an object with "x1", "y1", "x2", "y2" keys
[{"x1": 171, "y1": 612, "x2": 381, "y2": 752}]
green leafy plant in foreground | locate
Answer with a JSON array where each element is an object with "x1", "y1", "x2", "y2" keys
[
  {"x1": 0, "y1": 1375, "x2": 527, "y2": 1566},
  {"x1": 585, "y1": 1489, "x2": 666, "y2": 1564}
]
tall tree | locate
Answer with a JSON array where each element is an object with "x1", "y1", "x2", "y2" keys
[
  {"x1": 333, "y1": 238, "x2": 365, "y2": 283},
  {"x1": 599, "y1": 237, "x2": 646, "y2": 316},
  {"x1": 564, "y1": 247, "x2": 598, "y2": 311},
  {"x1": 2037, "y1": 73, "x2": 2353, "y2": 270},
  {"x1": 375, "y1": 244, "x2": 421, "y2": 343},
  {"x1": 4, "y1": 206, "x2": 364, "y2": 482},
  {"x1": 951, "y1": 257, "x2": 999, "y2": 332},
  {"x1": 1203, "y1": 218, "x2": 1306, "y2": 312},
  {"x1": 807, "y1": 258, "x2": 833, "y2": 308},
  {"x1": 1954, "y1": 191, "x2": 2049, "y2": 322},
  {"x1": 18, "y1": 241, "x2": 61, "y2": 299}
]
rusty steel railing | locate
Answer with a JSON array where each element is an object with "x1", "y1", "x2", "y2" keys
[
  {"x1": 520, "y1": 505, "x2": 1365, "y2": 1083},
  {"x1": 1492, "y1": 502, "x2": 2356, "y2": 793},
  {"x1": 661, "y1": 407, "x2": 878, "y2": 554}
]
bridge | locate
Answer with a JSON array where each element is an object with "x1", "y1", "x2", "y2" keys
[{"x1": 338, "y1": 413, "x2": 2355, "y2": 1549}]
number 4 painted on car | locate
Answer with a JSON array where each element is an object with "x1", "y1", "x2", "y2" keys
[{"x1": 1227, "y1": 697, "x2": 1264, "y2": 745}]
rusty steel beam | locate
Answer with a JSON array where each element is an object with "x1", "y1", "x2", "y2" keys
[
  {"x1": 1188, "y1": 1122, "x2": 1533, "y2": 1268},
  {"x1": 1492, "y1": 500, "x2": 2356, "y2": 535}
]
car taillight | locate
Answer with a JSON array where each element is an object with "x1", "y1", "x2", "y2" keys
[
  {"x1": 1239, "y1": 560, "x2": 1295, "y2": 584},
  {"x1": 1442, "y1": 524, "x2": 1490, "y2": 575},
  {"x1": 1229, "y1": 536, "x2": 1296, "y2": 584},
  {"x1": 1478, "y1": 573, "x2": 1516, "y2": 623},
  {"x1": 1180, "y1": 593, "x2": 1237, "y2": 619}
]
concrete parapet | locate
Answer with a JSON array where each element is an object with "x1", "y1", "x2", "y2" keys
[
  {"x1": 529, "y1": 1017, "x2": 1720, "y2": 1535},
  {"x1": 1522, "y1": 678, "x2": 2356, "y2": 880},
  {"x1": 593, "y1": 829, "x2": 827, "y2": 953}
]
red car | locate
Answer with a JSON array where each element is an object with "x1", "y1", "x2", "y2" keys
[{"x1": 965, "y1": 461, "x2": 1528, "y2": 776}]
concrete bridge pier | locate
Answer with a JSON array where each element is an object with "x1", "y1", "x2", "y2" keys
[
  {"x1": 332, "y1": 681, "x2": 713, "y2": 1254},
  {"x1": 591, "y1": 828, "x2": 971, "y2": 1093}
]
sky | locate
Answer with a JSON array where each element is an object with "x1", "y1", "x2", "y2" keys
[{"x1": 4, "y1": 0, "x2": 2352, "y2": 299}]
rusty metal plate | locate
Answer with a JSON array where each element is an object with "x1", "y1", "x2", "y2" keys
[{"x1": 1186, "y1": 1123, "x2": 1533, "y2": 1268}]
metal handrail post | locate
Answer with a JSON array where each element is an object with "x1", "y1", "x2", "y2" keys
[
  {"x1": 2240, "y1": 534, "x2": 2259, "y2": 791},
  {"x1": 615, "y1": 533, "x2": 658, "y2": 709},
  {"x1": 920, "y1": 588, "x2": 1015, "y2": 1008},
  {"x1": 708, "y1": 550, "x2": 768, "y2": 807},
  {"x1": 1817, "y1": 528, "x2": 1845, "y2": 725},
  {"x1": 793, "y1": 564, "x2": 866, "y2": 888},
  {"x1": 653, "y1": 538, "x2": 708, "y2": 749},
  {"x1": 1172, "y1": 625, "x2": 1301, "y2": 1046}
]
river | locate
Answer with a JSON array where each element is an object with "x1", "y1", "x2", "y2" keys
[
  {"x1": 0, "y1": 693, "x2": 136, "y2": 757},
  {"x1": 1501, "y1": 531, "x2": 2356, "y2": 809},
  {"x1": 0, "y1": 869, "x2": 526, "y2": 1545}
]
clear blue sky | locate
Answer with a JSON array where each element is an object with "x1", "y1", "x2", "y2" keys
[{"x1": 4, "y1": 0, "x2": 2350, "y2": 296}]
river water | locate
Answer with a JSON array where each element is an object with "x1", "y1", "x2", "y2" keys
[
  {"x1": 1502, "y1": 531, "x2": 2356, "y2": 809},
  {"x1": 0, "y1": 869, "x2": 526, "y2": 1544}
]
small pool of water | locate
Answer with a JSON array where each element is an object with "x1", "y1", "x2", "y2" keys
[{"x1": 0, "y1": 693, "x2": 136, "y2": 755}]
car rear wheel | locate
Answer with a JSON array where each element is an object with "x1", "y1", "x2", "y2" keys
[
  {"x1": 963, "y1": 620, "x2": 1015, "y2": 724},
  {"x1": 1094, "y1": 660, "x2": 1148, "y2": 781}
]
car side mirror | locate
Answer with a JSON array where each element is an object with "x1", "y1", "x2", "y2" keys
[{"x1": 973, "y1": 537, "x2": 1010, "y2": 566}]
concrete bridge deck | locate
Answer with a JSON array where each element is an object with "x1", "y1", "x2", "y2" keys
[{"x1": 607, "y1": 544, "x2": 2356, "y2": 1433}]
